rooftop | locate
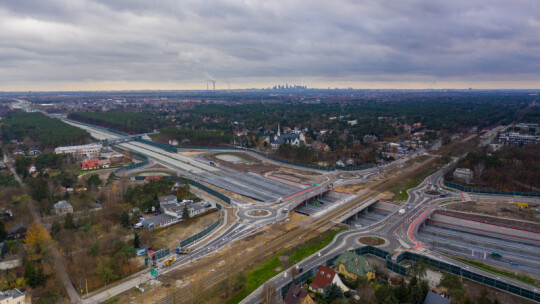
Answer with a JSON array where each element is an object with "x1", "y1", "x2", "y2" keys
[{"x1": 55, "y1": 143, "x2": 102, "y2": 152}]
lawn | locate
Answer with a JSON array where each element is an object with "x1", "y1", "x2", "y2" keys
[
  {"x1": 288, "y1": 228, "x2": 346, "y2": 265},
  {"x1": 225, "y1": 227, "x2": 347, "y2": 304},
  {"x1": 454, "y1": 257, "x2": 539, "y2": 287},
  {"x1": 391, "y1": 166, "x2": 437, "y2": 201}
]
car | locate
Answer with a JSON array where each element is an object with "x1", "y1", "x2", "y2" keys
[{"x1": 509, "y1": 261, "x2": 519, "y2": 266}]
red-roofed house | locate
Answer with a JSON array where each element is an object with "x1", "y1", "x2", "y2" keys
[
  {"x1": 309, "y1": 265, "x2": 349, "y2": 294},
  {"x1": 145, "y1": 175, "x2": 164, "y2": 182},
  {"x1": 81, "y1": 159, "x2": 101, "y2": 170}
]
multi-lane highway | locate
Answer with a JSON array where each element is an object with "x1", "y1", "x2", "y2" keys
[{"x1": 62, "y1": 118, "x2": 539, "y2": 304}]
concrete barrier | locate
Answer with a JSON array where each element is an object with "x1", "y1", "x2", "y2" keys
[{"x1": 429, "y1": 212, "x2": 540, "y2": 246}]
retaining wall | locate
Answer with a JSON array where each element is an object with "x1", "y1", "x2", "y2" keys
[{"x1": 429, "y1": 212, "x2": 540, "y2": 246}]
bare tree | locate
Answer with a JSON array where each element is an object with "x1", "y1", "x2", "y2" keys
[{"x1": 260, "y1": 282, "x2": 278, "y2": 304}]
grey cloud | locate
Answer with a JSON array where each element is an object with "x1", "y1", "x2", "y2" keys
[{"x1": 0, "y1": 0, "x2": 539, "y2": 88}]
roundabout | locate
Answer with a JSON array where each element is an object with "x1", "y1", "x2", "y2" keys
[
  {"x1": 357, "y1": 236, "x2": 387, "y2": 247},
  {"x1": 238, "y1": 207, "x2": 277, "y2": 220}
]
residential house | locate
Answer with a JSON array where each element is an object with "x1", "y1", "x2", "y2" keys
[
  {"x1": 260, "y1": 136, "x2": 271, "y2": 146},
  {"x1": 280, "y1": 284, "x2": 316, "y2": 304},
  {"x1": 81, "y1": 159, "x2": 101, "y2": 170},
  {"x1": 99, "y1": 159, "x2": 110, "y2": 168},
  {"x1": 53, "y1": 200, "x2": 73, "y2": 215},
  {"x1": 333, "y1": 251, "x2": 375, "y2": 281},
  {"x1": 424, "y1": 291, "x2": 450, "y2": 304},
  {"x1": 309, "y1": 265, "x2": 349, "y2": 294},
  {"x1": 27, "y1": 165, "x2": 36, "y2": 174},
  {"x1": 453, "y1": 168, "x2": 473, "y2": 184},
  {"x1": 28, "y1": 147, "x2": 41, "y2": 155},
  {"x1": 145, "y1": 175, "x2": 164, "y2": 182},
  {"x1": 0, "y1": 288, "x2": 27, "y2": 304},
  {"x1": 312, "y1": 141, "x2": 330, "y2": 153},
  {"x1": 168, "y1": 139, "x2": 179, "y2": 146},
  {"x1": 159, "y1": 195, "x2": 178, "y2": 206},
  {"x1": 9, "y1": 223, "x2": 29, "y2": 240},
  {"x1": 12, "y1": 148, "x2": 24, "y2": 156},
  {"x1": 347, "y1": 120, "x2": 358, "y2": 126}
]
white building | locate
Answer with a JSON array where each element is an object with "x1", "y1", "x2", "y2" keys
[
  {"x1": 270, "y1": 123, "x2": 306, "y2": 149},
  {"x1": 53, "y1": 200, "x2": 73, "y2": 215},
  {"x1": 55, "y1": 143, "x2": 103, "y2": 159},
  {"x1": 0, "y1": 288, "x2": 27, "y2": 304},
  {"x1": 453, "y1": 168, "x2": 473, "y2": 184}
]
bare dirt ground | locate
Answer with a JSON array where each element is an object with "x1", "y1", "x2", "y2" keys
[
  {"x1": 203, "y1": 152, "x2": 323, "y2": 184},
  {"x1": 124, "y1": 212, "x2": 319, "y2": 303},
  {"x1": 445, "y1": 200, "x2": 540, "y2": 228},
  {"x1": 178, "y1": 151, "x2": 205, "y2": 157},
  {"x1": 463, "y1": 278, "x2": 536, "y2": 304},
  {"x1": 152, "y1": 210, "x2": 221, "y2": 249}
]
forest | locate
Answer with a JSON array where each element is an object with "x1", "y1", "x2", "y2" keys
[
  {"x1": 156, "y1": 126, "x2": 234, "y2": 147},
  {"x1": 0, "y1": 111, "x2": 90, "y2": 148},
  {"x1": 68, "y1": 111, "x2": 165, "y2": 134},
  {"x1": 446, "y1": 144, "x2": 540, "y2": 192}
]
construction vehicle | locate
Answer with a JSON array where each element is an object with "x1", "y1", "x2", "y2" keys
[
  {"x1": 176, "y1": 246, "x2": 190, "y2": 254},
  {"x1": 164, "y1": 256, "x2": 176, "y2": 267}
]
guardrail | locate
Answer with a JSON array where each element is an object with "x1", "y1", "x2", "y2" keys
[
  {"x1": 277, "y1": 246, "x2": 540, "y2": 303},
  {"x1": 444, "y1": 181, "x2": 540, "y2": 197}
]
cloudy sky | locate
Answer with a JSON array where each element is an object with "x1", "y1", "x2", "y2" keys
[{"x1": 1, "y1": 0, "x2": 539, "y2": 91}]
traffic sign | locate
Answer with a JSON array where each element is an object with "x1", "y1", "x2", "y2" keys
[{"x1": 150, "y1": 268, "x2": 158, "y2": 277}]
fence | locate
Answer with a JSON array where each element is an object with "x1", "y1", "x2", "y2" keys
[
  {"x1": 278, "y1": 246, "x2": 540, "y2": 303},
  {"x1": 173, "y1": 177, "x2": 231, "y2": 205},
  {"x1": 175, "y1": 176, "x2": 231, "y2": 248},
  {"x1": 154, "y1": 248, "x2": 170, "y2": 260},
  {"x1": 444, "y1": 181, "x2": 540, "y2": 197},
  {"x1": 112, "y1": 147, "x2": 150, "y2": 176}
]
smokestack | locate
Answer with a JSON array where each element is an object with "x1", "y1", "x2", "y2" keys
[{"x1": 212, "y1": 80, "x2": 216, "y2": 90}]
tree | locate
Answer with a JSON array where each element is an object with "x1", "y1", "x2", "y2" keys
[
  {"x1": 64, "y1": 213, "x2": 75, "y2": 229},
  {"x1": 120, "y1": 211, "x2": 130, "y2": 229},
  {"x1": 260, "y1": 282, "x2": 278, "y2": 304},
  {"x1": 90, "y1": 240, "x2": 100, "y2": 258},
  {"x1": 1, "y1": 241, "x2": 9, "y2": 258},
  {"x1": 476, "y1": 288, "x2": 492, "y2": 304},
  {"x1": 96, "y1": 257, "x2": 118, "y2": 286},
  {"x1": 0, "y1": 221, "x2": 7, "y2": 242},
  {"x1": 409, "y1": 259, "x2": 427, "y2": 279},
  {"x1": 182, "y1": 205, "x2": 190, "y2": 220},
  {"x1": 24, "y1": 222, "x2": 51, "y2": 256},
  {"x1": 133, "y1": 233, "x2": 140, "y2": 248},
  {"x1": 86, "y1": 174, "x2": 102, "y2": 190},
  {"x1": 106, "y1": 172, "x2": 116, "y2": 185},
  {"x1": 374, "y1": 285, "x2": 397, "y2": 304},
  {"x1": 324, "y1": 283, "x2": 344, "y2": 303},
  {"x1": 439, "y1": 273, "x2": 465, "y2": 300},
  {"x1": 394, "y1": 279, "x2": 409, "y2": 304},
  {"x1": 24, "y1": 262, "x2": 46, "y2": 288},
  {"x1": 116, "y1": 245, "x2": 136, "y2": 275},
  {"x1": 50, "y1": 220, "x2": 61, "y2": 238}
]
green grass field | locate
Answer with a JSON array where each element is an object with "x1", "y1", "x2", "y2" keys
[
  {"x1": 454, "y1": 257, "x2": 539, "y2": 287},
  {"x1": 225, "y1": 228, "x2": 346, "y2": 304}
]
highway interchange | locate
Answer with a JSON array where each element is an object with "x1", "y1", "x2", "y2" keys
[{"x1": 61, "y1": 119, "x2": 540, "y2": 304}]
